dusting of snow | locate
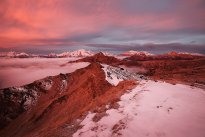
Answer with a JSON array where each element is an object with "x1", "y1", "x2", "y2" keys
[
  {"x1": 23, "y1": 95, "x2": 35, "y2": 109},
  {"x1": 13, "y1": 87, "x2": 28, "y2": 92},
  {"x1": 101, "y1": 64, "x2": 141, "y2": 86},
  {"x1": 36, "y1": 78, "x2": 53, "y2": 90},
  {"x1": 59, "y1": 79, "x2": 67, "y2": 94},
  {"x1": 100, "y1": 52, "x2": 115, "y2": 57},
  {"x1": 73, "y1": 80, "x2": 205, "y2": 137}
]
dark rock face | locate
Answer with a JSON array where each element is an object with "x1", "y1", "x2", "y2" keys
[{"x1": 0, "y1": 87, "x2": 37, "y2": 129}]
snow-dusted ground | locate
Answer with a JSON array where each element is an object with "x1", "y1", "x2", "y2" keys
[
  {"x1": 73, "y1": 80, "x2": 205, "y2": 137},
  {"x1": 102, "y1": 64, "x2": 142, "y2": 86},
  {"x1": 0, "y1": 58, "x2": 89, "y2": 88}
]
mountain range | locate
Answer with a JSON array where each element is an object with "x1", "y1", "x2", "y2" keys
[
  {"x1": 0, "y1": 49, "x2": 204, "y2": 58},
  {"x1": 0, "y1": 51, "x2": 205, "y2": 137}
]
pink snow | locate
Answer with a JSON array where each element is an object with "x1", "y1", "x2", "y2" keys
[{"x1": 73, "y1": 80, "x2": 205, "y2": 137}]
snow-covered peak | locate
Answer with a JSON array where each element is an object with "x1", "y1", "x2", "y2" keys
[
  {"x1": 57, "y1": 52, "x2": 70, "y2": 57},
  {"x1": 101, "y1": 64, "x2": 140, "y2": 86},
  {"x1": 101, "y1": 52, "x2": 115, "y2": 57},
  {"x1": 7, "y1": 51, "x2": 17, "y2": 57},
  {"x1": 0, "y1": 51, "x2": 31, "y2": 58},
  {"x1": 57, "y1": 49, "x2": 94, "y2": 57},
  {"x1": 47, "y1": 53, "x2": 57, "y2": 58},
  {"x1": 16, "y1": 52, "x2": 30, "y2": 58},
  {"x1": 167, "y1": 51, "x2": 204, "y2": 56},
  {"x1": 69, "y1": 49, "x2": 94, "y2": 57},
  {"x1": 121, "y1": 50, "x2": 153, "y2": 56}
]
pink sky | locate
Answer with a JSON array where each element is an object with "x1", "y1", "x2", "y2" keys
[{"x1": 0, "y1": 0, "x2": 205, "y2": 53}]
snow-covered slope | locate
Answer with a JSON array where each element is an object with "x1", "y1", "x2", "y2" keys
[
  {"x1": 73, "y1": 80, "x2": 205, "y2": 137},
  {"x1": 100, "y1": 52, "x2": 115, "y2": 57},
  {"x1": 120, "y1": 50, "x2": 153, "y2": 56},
  {"x1": 102, "y1": 64, "x2": 142, "y2": 86}
]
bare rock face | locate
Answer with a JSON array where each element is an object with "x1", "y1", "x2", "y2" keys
[{"x1": 0, "y1": 63, "x2": 137, "y2": 137}]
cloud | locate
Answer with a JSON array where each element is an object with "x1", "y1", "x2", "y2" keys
[{"x1": 0, "y1": 0, "x2": 205, "y2": 52}]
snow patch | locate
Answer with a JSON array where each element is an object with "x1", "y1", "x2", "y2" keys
[
  {"x1": 36, "y1": 78, "x2": 53, "y2": 90},
  {"x1": 101, "y1": 64, "x2": 141, "y2": 86},
  {"x1": 73, "y1": 80, "x2": 205, "y2": 137}
]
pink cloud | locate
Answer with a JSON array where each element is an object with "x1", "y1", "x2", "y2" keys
[{"x1": 0, "y1": 0, "x2": 205, "y2": 49}]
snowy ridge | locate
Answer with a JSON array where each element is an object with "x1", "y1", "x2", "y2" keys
[
  {"x1": 0, "y1": 49, "x2": 94, "y2": 58},
  {"x1": 121, "y1": 50, "x2": 153, "y2": 56},
  {"x1": 165, "y1": 51, "x2": 205, "y2": 57},
  {"x1": 57, "y1": 49, "x2": 94, "y2": 57},
  {"x1": 73, "y1": 80, "x2": 205, "y2": 137},
  {"x1": 101, "y1": 52, "x2": 115, "y2": 57},
  {"x1": 0, "y1": 51, "x2": 30, "y2": 58},
  {"x1": 101, "y1": 64, "x2": 141, "y2": 86}
]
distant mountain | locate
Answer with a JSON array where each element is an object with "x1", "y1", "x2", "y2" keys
[
  {"x1": 0, "y1": 49, "x2": 94, "y2": 58},
  {"x1": 57, "y1": 49, "x2": 94, "y2": 57},
  {"x1": 120, "y1": 50, "x2": 153, "y2": 56},
  {"x1": 0, "y1": 50, "x2": 204, "y2": 59},
  {"x1": 70, "y1": 52, "x2": 123, "y2": 66},
  {"x1": 125, "y1": 51, "x2": 204, "y2": 61},
  {"x1": 0, "y1": 51, "x2": 31, "y2": 58}
]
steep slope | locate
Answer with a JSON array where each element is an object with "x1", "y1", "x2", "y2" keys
[{"x1": 0, "y1": 63, "x2": 137, "y2": 137}]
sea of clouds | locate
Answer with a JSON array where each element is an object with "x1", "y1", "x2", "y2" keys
[{"x1": 0, "y1": 58, "x2": 89, "y2": 89}]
